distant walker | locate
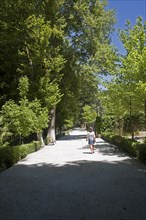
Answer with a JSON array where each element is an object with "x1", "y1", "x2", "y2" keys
[{"x1": 86, "y1": 127, "x2": 96, "y2": 154}]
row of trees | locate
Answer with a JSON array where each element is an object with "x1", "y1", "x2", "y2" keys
[
  {"x1": 100, "y1": 17, "x2": 146, "y2": 138},
  {"x1": 0, "y1": 0, "x2": 145, "y2": 147},
  {"x1": 0, "y1": 0, "x2": 116, "y2": 146}
]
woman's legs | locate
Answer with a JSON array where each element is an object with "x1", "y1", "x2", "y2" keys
[
  {"x1": 92, "y1": 144, "x2": 94, "y2": 153},
  {"x1": 89, "y1": 139, "x2": 94, "y2": 153},
  {"x1": 89, "y1": 144, "x2": 92, "y2": 153},
  {"x1": 90, "y1": 144, "x2": 94, "y2": 153}
]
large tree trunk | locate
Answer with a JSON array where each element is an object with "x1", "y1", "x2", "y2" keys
[
  {"x1": 37, "y1": 132, "x2": 45, "y2": 147},
  {"x1": 129, "y1": 96, "x2": 134, "y2": 139},
  {"x1": 119, "y1": 117, "x2": 123, "y2": 136},
  {"x1": 47, "y1": 107, "x2": 56, "y2": 144}
]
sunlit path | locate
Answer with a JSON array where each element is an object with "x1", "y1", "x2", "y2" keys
[{"x1": 0, "y1": 128, "x2": 146, "y2": 220}]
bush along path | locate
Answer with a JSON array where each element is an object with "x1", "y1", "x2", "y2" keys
[
  {"x1": 102, "y1": 133, "x2": 146, "y2": 163},
  {"x1": 0, "y1": 140, "x2": 42, "y2": 172},
  {"x1": 0, "y1": 128, "x2": 146, "y2": 220}
]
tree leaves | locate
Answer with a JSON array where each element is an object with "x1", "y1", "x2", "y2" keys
[
  {"x1": 0, "y1": 0, "x2": 118, "y2": 139},
  {"x1": 82, "y1": 105, "x2": 97, "y2": 124}
]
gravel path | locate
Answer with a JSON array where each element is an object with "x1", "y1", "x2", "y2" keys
[{"x1": 0, "y1": 128, "x2": 146, "y2": 220}]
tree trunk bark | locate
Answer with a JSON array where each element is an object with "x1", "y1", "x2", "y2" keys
[
  {"x1": 37, "y1": 132, "x2": 45, "y2": 147},
  {"x1": 129, "y1": 96, "x2": 134, "y2": 139},
  {"x1": 130, "y1": 116, "x2": 134, "y2": 140},
  {"x1": 47, "y1": 107, "x2": 56, "y2": 144},
  {"x1": 119, "y1": 117, "x2": 123, "y2": 136}
]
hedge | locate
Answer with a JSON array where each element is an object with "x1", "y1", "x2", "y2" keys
[
  {"x1": 101, "y1": 133, "x2": 146, "y2": 163},
  {"x1": 0, "y1": 141, "x2": 42, "y2": 171}
]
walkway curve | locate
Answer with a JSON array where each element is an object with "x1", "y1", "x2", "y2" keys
[{"x1": 0, "y1": 128, "x2": 146, "y2": 220}]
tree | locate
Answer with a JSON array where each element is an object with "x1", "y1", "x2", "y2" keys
[
  {"x1": 22, "y1": 14, "x2": 65, "y2": 143},
  {"x1": 0, "y1": 0, "x2": 117, "y2": 142},
  {"x1": 0, "y1": 115, "x2": 12, "y2": 147},
  {"x1": 82, "y1": 105, "x2": 97, "y2": 129},
  {"x1": 1, "y1": 76, "x2": 49, "y2": 146},
  {"x1": 57, "y1": 0, "x2": 116, "y2": 130},
  {"x1": 119, "y1": 17, "x2": 146, "y2": 122},
  {"x1": 100, "y1": 17, "x2": 146, "y2": 137},
  {"x1": 0, "y1": 0, "x2": 66, "y2": 143},
  {"x1": 0, "y1": 0, "x2": 36, "y2": 106}
]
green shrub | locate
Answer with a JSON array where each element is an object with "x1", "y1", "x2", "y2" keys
[
  {"x1": 128, "y1": 142, "x2": 139, "y2": 157},
  {"x1": 0, "y1": 141, "x2": 41, "y2": 170},
  {"x1": 0, "y1": 146, "x2": 13, "y2": 168},
  {"x1": 101, "y1": 132, "x2": 146, "y2": 162},
  {"x1": 138, "y1": 143, "x2": 146, "y2": 162}
]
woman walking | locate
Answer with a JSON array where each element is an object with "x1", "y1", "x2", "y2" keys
[{"x1": 86, "y1": 127, "x2": 96, "y2": 153}]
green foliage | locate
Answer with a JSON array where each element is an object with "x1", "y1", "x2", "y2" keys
[
  {"x1": 28, "y1": 99, "x2": 49, "y2": 133},
  {"x1": 0, "y1": 141, "x2": 41, "y2": 170},
  {"x1": 1, "y1": 98, "x2": 49, "y2": 137},
  {"x1": 64, "y1": 119, "x2": 74, "y2": 130},
  {"x1": 118, "y1": 17, "x2": 146, "y2": 116},
  {"x1": 100, "y1": 17, "x2": 146, "y2": 135},
  {"x1": 39, "y1": 77, "x2": 62, "y2": 109},
  {"x1": 1, "y1": 99, "x2": 34, "y2": 137},
  {"x1": 102, "y1": 132, "x2": 146, "y2": 163},
  {"x1": 0, "y1": 115, "x2": 12, "y2": 147},
  {"x1": 0, "y1": 0, "x2": 117, "y2": 139},
  {"x1": 139, "y1": 143, "x2": 146, "y2": 162},
  {"x1": 56, "y1": 87, "x2": 80, "y2": 133},
  {"x1": 1, "y1": 76, "x2": 49, "y2": 139},
  {"x1": 82, "y1": 105, "x2": 97, "y2": 124},
  {"x1": 95, "y1": 116, "x2": 102, "y2": 134},
  {"x1": 102, "y1": 133, "x2": 144, "y2": 159},
  {"x1": 123, "y1": 113, "x2": 145, "y2": 134},
  {"x1": 18, "y1": 76, "x2": 29, "y2": 99},
  {"x1": 56, "y1": 0, "x2": 116, "y2": 130},
  {"x1": 17, "y1": 14, "x2": 65, "y2": 108},
  {"x1": 101, "y1": 115, "x2": 116, "y2": 132}
]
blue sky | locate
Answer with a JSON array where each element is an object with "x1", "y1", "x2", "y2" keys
[{"x1": 107, "y1": 0, "x2": 146, "y2": 54}]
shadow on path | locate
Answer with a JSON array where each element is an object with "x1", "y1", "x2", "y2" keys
[
  {"x1": 81, "y1": 139, "x2": 127, "y2": 158},
  {"x1": 58, "y1": 127, "x2": 87, "y2": 141},
  {"x1": 59, "y1": 134, "x2": 87, "y2": 141},
  {"x1": 0, "y1": 158, "x2": 146, "y2": 220},
  {"x1": 0, "y1": 128, "x2": 146, "y2": 220},
  {"x1": 94, "y1": 142, "x2": 127, "y2": 158}
]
